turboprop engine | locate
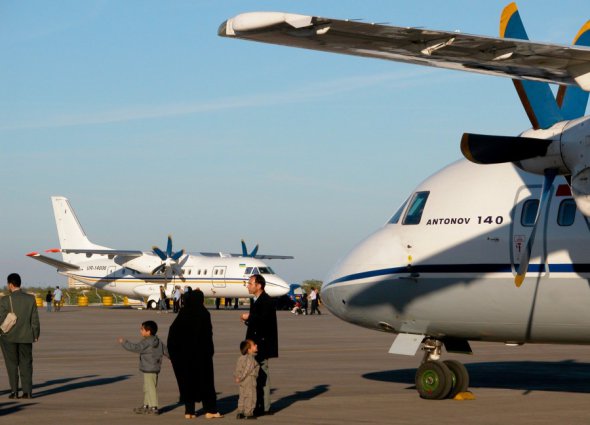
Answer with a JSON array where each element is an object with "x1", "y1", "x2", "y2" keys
[{"x1": 461, "y1": 115, "x2": 590, "y2": 216}]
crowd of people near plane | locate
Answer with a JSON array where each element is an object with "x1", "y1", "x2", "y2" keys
[{"x1": 0, "y1": 273, "x2": 285, "y2": 419}]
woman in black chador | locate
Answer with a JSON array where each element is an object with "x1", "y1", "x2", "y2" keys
[{"x1": 167, "y1": 290, "x2": 222, "y2": 419}]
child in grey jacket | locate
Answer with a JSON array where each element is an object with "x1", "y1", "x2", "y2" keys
[
  {"x1": 118, "y1": 320, "x2": 169, "y2": 415},
  {"x1": 234, "y1": 339, "x2": 259, "y2": 419}
]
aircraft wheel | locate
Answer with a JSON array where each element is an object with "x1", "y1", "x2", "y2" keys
[
  {"x1": 147, "y1": 300, "x2": 156, "y2": 310},
  {"x1": 443, "y1": 359, "x2": 469, "y2": 398},
  {"x1": 415, "y1": 360, "x2": 452, "y2": 400}
]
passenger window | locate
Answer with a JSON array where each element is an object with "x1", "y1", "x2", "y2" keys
[
  {"x1": 388, "y1": 198, "x2": 409, "y2": 224},
  {"x1": 402, "y1": 192, "x2": 430, "y2": 225},
  {"x1": 557, "y1": 199, "x2": 576, "y2": 226},
  {"x1": 521, "y1": 199, "x2": 539, "y2": 227}
]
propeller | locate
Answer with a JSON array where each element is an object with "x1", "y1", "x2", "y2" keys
[
  {"x1": 152, "y1": 235, "x2": 186, "y2": 276},
  {"x1": 514, "y1": 169, "x2": 557, "y2": 287},
  {"x1": 241, "y1": 239, "x2": 259, "y2": 257}
]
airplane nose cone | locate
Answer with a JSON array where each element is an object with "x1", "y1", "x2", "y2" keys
[
  {"x1": 322, "y1": 226, "x2": 404, "y2": 325},
  {"x1": 264, "y1": 275, "x2": 290, "y2": 297}
]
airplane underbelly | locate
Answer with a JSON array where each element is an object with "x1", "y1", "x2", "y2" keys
[{"x1": 323, "y1": 274, "x2": 590, "y2": 344}]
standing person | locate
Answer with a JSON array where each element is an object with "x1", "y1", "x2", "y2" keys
[
  {"x1": 234, "y1": 339, "x2": 259, "y2": 420},
  {"x1": 173, "y1": 286, "x2": 181, "y2": 313},
  {"x1": 0, "y1": 273, "x2": 40, "y2": 399},
  {"x1": 45, "y1": 289, "x2": 53, "y2": 312},
  {"x1": 53, "y1": 285, "x2": 62, "y2": 312},
  {"x1": 301, "y1": 292, "x2": 308, "y2": 315},
  {"x1": 167, "y1": 290, "x2": 223, "y2": 419},
  {"x1": 310, "y1": 288, "x2": 322, "y2": 315},
  {"x1": 158, "y1": 286, "x2": 167, "y2": 313},
  {"x1": 240, "y1": 274, "x2": 278, "y2": 416},
  {"x1": 118, "y1": 320, "x2": 168, "y2": 415}
]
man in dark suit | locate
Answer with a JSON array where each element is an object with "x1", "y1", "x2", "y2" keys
[
  {"x1": 240, "y1": 274, "x2": 278, "y2": 416},
  {"x1": 0, "y1": 273, "x2": 40, "y2": 399}
]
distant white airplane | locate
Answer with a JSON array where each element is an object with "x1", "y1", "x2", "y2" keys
[
  {"x1": 27, "y1": 196, "x2": 292, "y2": 308},
  {"x1": 220, "y1": 3, "x2": 590, "y2": 399}
]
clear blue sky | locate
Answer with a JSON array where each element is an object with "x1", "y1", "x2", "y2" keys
[{"x1": 1, "y1": 1, "x2": 588, "y2": 287}]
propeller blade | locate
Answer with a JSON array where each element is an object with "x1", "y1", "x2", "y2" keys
[
  {"x1": 241, "y1": 239, "x2": 248, "y2": 256},
  {"x1": 250, "y1": 244, "x2": 259, "y2": 257},
  {"x1": 171, "y1": 249, "x2": 185, "y2": 261},
  {"x1": 461, "y1": 133, "x2": 551, "y2": 165},
  {"x1": 515, "y1": 169, "x2": 557, "y2": 287},
  {"x1": 152, "y1": 246, "x2": 167, "y2": 261},
  {"x1": 166, "y1": 235, "x2": 173, "y2": 258}
]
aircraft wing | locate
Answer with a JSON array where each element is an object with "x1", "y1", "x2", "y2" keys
[
  {"x1": 199, "y1": 252, "x2": 294, "y2": 260},
  {"x1": 26, "y1": 252, "x2": 80, "y2": 271},
  {"x1": 219, "y1": 12, "x2": 590, "y2": 91},
  {"x1": 61, "y1": 249, "x2": 144, "y2": 258}
]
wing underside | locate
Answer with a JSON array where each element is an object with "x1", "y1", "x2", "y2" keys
[{"x1": 219, "y1": 12, "x2": 590, "y2": 91}]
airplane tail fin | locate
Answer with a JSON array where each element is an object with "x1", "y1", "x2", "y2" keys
[
  {"x1": 556, "y1": 21, "x2": 590, "y2": 119},
  {"x1": 51, "y1": 196, "x2": 107, "y2": 261},
  {"x1": 500, "y1": 3, "x2": 563, "y2": 129},
  {"x1": 500, "y1": 3, "x2": 589, "y2": 127}
]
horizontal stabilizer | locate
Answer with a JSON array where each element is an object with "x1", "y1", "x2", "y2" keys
[
  {"x1": 26, "y1": 252, "x2": 80, "y2": 271},
  {"x1": 461, "y1": 133, "x2": 551, "y2": 164},
  {"x1": 200, "y1": 252, "x2": 294, "y2": 260}
]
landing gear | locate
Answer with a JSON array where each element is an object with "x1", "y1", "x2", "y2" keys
[{"x1": 414, "y1": 338, "x2": 470, "y2": 399}]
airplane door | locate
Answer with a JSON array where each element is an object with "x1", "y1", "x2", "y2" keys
[
  {"x1": 108, "y1": 266, "x2": 116, "y2": 287},
  {"x1": 212, "y1": 266, "x2": 226, "y2": 288},
  {"x1": 510, "y1": 184, "x2": 550, "y2": 277}
]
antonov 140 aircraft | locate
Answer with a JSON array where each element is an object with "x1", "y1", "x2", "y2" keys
[
  {"x1": 220, "y1": 3, "x2": 590, "y2": 399},
  {"x1": 27, "y1": 197, "x2": 292, "y2": 308}
]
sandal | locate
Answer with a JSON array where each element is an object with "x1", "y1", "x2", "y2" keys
[
  {"x1": 205, "y1": 412, "x2": 223, "y2": 419},
  {"x1": 185, "y1": 414, "x2": 196, "y2": 419}
]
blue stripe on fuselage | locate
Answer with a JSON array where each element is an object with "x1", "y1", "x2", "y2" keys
[{"x1": 324, "y1": 263, "x2": 590, "y2": 288}]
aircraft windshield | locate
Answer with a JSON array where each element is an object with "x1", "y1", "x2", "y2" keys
[
  {"x1": 403, "y1": 191, "x2": 430, "y2": 225},
  {"x1": 388, "y1": 198, "x2": 409, "y2": 224},
  {"x1": 258, "y1": 267, "x2": 274, "y2": 274}
]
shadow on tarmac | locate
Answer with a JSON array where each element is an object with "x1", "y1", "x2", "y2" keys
[
  {"x1": 0, "y1": 401, "x2": 37, "y2": 416},
  {"x1": 363, "y1": 360, "x2": 590, "y2": 393},
  {"x1": 160, "y1": 384, "x2": 330, "y2": 416},
  {"x1": 30, "y1": 374, "x2": 132, "y2": 398}
]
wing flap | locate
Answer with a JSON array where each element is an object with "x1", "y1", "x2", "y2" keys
[{"x1": 220, "y1": 12, "x2": 590, "y2": 90}]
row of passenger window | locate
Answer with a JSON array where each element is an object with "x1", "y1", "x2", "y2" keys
[{"x1": 388, "y1": 191, "x2": 578, "y2": 227}]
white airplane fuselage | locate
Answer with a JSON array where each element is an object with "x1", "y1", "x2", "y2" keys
[
  {"x1": 63, "y1": 255, "x2": 287, "y2": 300},
  {"x1": 323, "y1": 159, "x2": 590, "y2": 345}
]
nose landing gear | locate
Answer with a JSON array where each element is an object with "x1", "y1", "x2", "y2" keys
[{"x1": 415, "y1": 338, "x2": 470, "y2": 399}]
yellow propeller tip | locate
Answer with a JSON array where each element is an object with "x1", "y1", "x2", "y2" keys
[{"x1": 515, "y1": 275, "x2": 525, "y2": 287}]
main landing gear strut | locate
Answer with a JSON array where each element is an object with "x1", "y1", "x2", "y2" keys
[{"x1": 415, "y1": 338, "x2": 470, "y2": 400}]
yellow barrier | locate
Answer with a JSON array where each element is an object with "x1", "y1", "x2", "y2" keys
[
  {"x1": 102, "y1": 295, "x2": 113, "y2": 307},
  {"x1": 78, "y1": 295, "x2": 89, "y2": 307},
  {"x1": 35, "y1": 297, "x2": 43, "y2": 307}
]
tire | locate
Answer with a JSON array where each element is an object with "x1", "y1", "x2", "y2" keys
[
  {"x1": 415, "y1": 360, "x2": 453, "y2": 400},
  {"x1": 443, "y1": 359, "x2": 469, "y2": 398},
  {"x1": 147, "y1": 300, "x2": 157, "y2": 310}
]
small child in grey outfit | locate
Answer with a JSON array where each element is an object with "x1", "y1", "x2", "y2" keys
[
  {"x1": 234, "y1": 339, "x2": 260, "y2": 419},
  {"x1": 118, "y1": 320, "x2": 168, "y2": 415}
]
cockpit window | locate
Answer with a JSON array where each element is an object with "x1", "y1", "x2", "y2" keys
[
  {"x1": 258, "y1": 267, "x2": 274, "y2": 275},
  {"x1": 402, "y1": 191, "x2": 430, "y2": 225},
  {"x1": 245, "y1": 267, "x2": 253, "y2": 275},
  {"x1": 521, "y1": 199, "x2": 539, "y2": 227},
  {"x1": 388, "y1": 198, "x2": 409, "y2": 224},
  {"x1": 557, "y1": 199, "x2": 576, "y2": 226}
]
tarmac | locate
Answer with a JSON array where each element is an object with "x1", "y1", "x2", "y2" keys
[{"x1": 1, "y1": 305, "x2": 589, "y2": 424}]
